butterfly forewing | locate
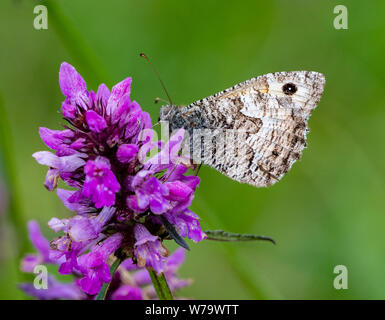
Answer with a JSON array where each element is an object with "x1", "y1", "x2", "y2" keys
[{"x1": 160, "y1": 71, "x2": 325, "y2": 187}]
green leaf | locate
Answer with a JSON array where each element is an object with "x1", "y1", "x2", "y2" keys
[{"x1": 204, "y1": 230, "x2": 276, "y2": 244}]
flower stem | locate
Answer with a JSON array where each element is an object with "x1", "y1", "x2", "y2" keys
[
  {"x1": 147, "y1": 268, "x2": 173, "y2": 300},
  {"x1": 95, "y1": 257, "x2": 122, "y2": 300}
]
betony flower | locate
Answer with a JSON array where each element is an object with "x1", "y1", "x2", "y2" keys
[
  {"x1": 116, "y1": 144, "x2": 138, "y2": 163},
  {"x1": 134, "y1": 224, "x2": 168, "y2": 274},
  {"x1": 112, "y1": 248, "x2": 190, "y2": 300},
  {"x1": 127, "y1": 170, "x2": 170, "y2": 214},
  {"x1": 19, "y1": 276, "x2": 86, "y2": 300},
  {"x1": 77, "y1": 233, "x2": 123, "y2": 294},
  {"x1": 21, "y1": 221, "x2": 63, "y2": 272},
  {"x1": 25, "y1": 62, "x2": 205, "y2": 297},
  {"x1": 83, "y1": 157, "x2": 120, "y2": 208},
  {"x1": 20, "y1": 222, "x2": 190, "y2": 300}
]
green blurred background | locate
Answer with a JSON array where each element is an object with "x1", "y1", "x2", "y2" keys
[{"x1": 0, "y1": 0, "x2": 384, "y2": 299}]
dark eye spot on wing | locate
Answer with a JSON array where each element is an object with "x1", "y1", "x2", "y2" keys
[{"x1": 282, "y1": 83, "x2": 297, "y2": 95}]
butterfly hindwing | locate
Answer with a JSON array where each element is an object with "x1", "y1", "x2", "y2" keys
[{"x1": 160, "y1": 71, "x2": 325, "y2": 187}]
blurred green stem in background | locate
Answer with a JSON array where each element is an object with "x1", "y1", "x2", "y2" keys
[
  {"x1": 0, "y1": 93, "x2": 29, "y2": 262},
  {"x1": 41, "y1": 0, "x2": 112, "y2": 88},
  {"x1": 147, "y1": 268, "x2": 173, "y2": 300}
]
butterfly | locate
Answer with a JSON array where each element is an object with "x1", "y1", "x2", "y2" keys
[{"x1": 159, "y1": 71, "x2": 325, "y2": 187}]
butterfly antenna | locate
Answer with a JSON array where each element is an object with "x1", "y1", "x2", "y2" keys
[{"x1": 140, "y1": 53, "x2": 174, "y2": 106}]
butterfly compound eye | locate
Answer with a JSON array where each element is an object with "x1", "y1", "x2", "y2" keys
[{"x1": 282, "y1": 83, "x2": 297, "y2": 95}]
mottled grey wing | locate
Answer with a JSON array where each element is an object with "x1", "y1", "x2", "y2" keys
[{"x1": 160, "y1": 71, "x2": 325, "y2": 187}]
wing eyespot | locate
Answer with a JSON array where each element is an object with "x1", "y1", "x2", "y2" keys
[{"x1": 282, "y1": 83, "x2": 298, "y2": 95}]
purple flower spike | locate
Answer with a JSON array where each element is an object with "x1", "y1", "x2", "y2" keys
[
  {"x1": 27, "y1": 62, "x2": 203, "y2": 299},
  {"x1": 83, "y1": 157, "x2": 120, "y2": 208},
  {"x1": 134, "y1": 224, "x2": 168, "y2": 274}
]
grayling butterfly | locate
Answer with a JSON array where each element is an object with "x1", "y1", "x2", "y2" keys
[{"x1": 159, "y1": 71, "x2": 325, "y2": 187}]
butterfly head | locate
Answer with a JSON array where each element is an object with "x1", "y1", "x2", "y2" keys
[{"x1": 159, "y1": 104, "x2": 177, "y2": 122}]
